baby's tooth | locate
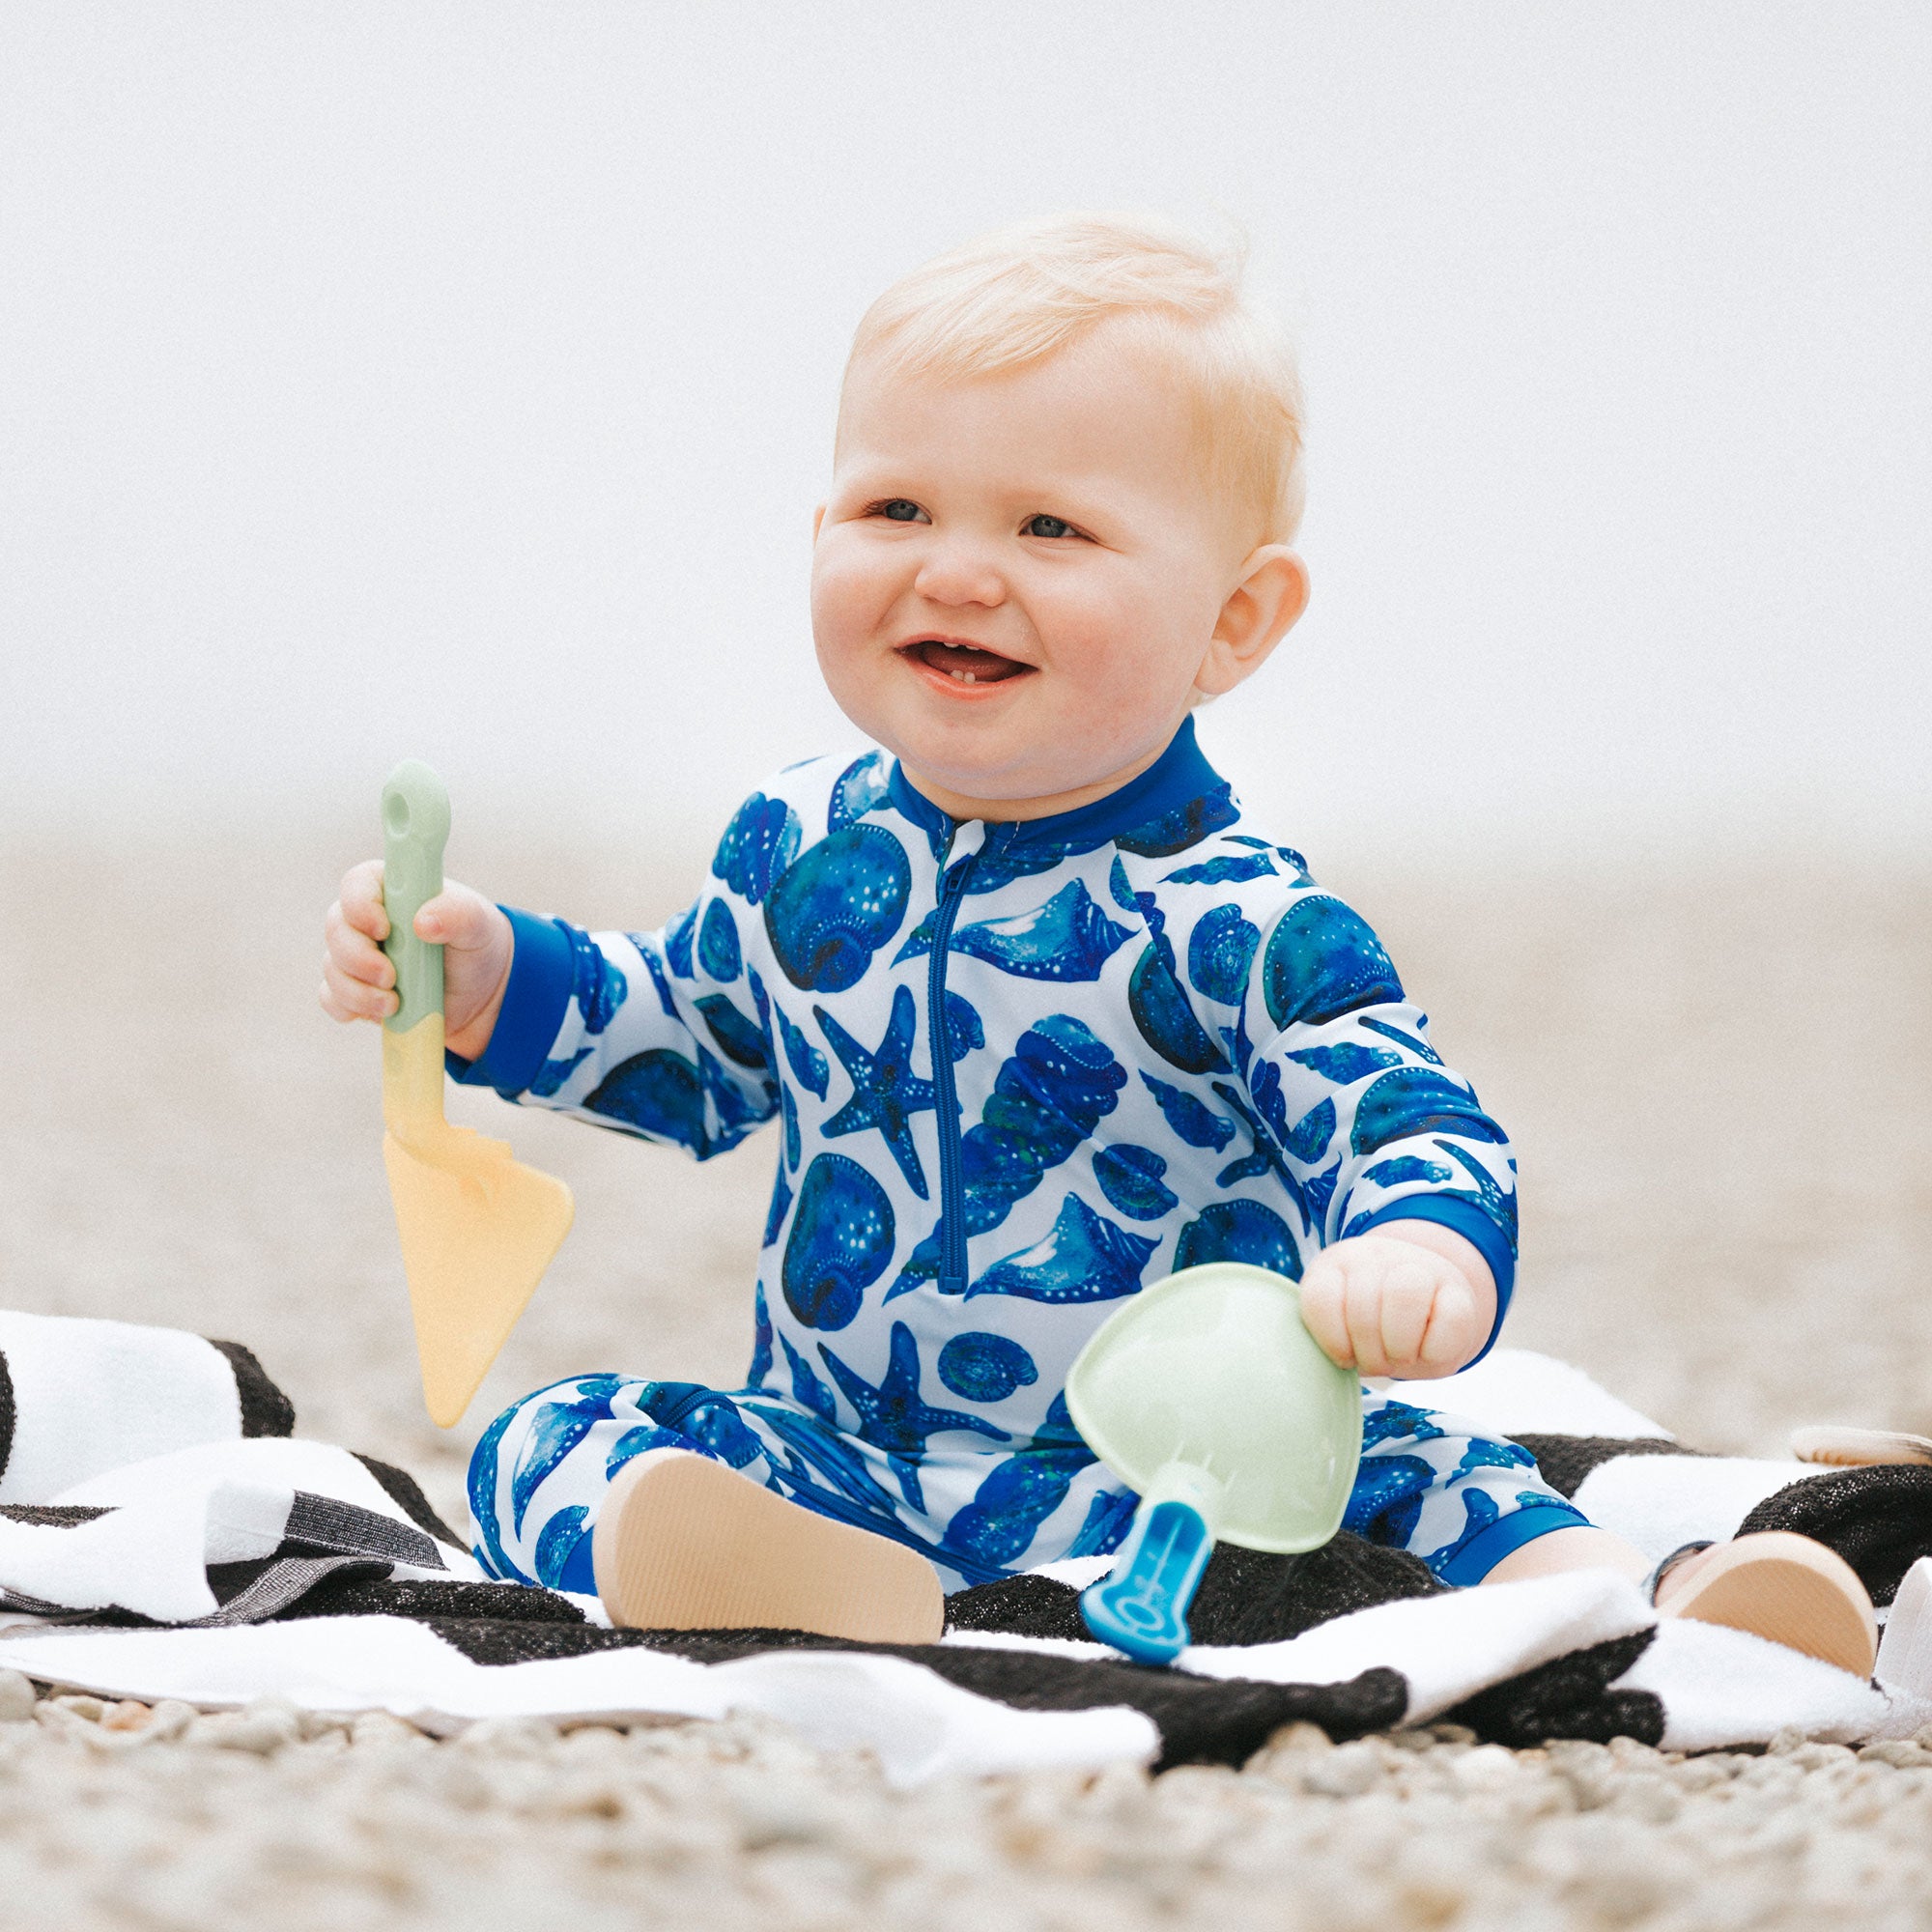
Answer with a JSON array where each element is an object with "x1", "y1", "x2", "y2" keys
[{"x1": 963, "y1": 671, "x2": 976, "y2": 685}]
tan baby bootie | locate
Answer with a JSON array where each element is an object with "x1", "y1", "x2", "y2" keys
[
  {"x1": 591, "y1": 1447, "x2": 945, "y2": 1643},
  {"x1": 1652, "y1": 1530, "x2": 1877, "y2": 1677}
]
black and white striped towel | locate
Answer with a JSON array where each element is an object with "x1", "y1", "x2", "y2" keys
[{"x1": 0, "y1": 1315, "x2": 1928, "y2": 1783}]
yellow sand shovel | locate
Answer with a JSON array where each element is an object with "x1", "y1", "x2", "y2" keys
[{"x1": 379, "y1": 760, "x2": 575, "y2": 1427}]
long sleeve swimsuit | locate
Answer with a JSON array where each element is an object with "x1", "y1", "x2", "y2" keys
[{"x1": 459, "y1": 721, "x2": 1586, "y2": 1594}]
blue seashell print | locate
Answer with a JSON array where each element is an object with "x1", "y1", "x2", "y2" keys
[
  {"x1": 665, "y1": 906, "x2": 696, "y2": 980},
  {"x1": 769, "y1": 998, "x2": 830, "y2": 1100},
  {"x1": 696, "y1": 994, "x2": 768, "y2": 1070},
  {"x1": 740, "y1": 1398, "x2": 904, "y2": 1521},
  {"x1": 1174, "y1": 1198, "x2": 1301, "y2": 1277},
  {"x1": 509, "y1": 1375, "x2": 626, "y2": 1536},
  {"x1": 817, "y1": 1321, "x2": 1009, "y2": 1453},
  {"x1": 1246, "y1": 1057, "x2": 1292, "y2": 1150},
  {"x1": 1128, "y1": 944, "x2": 1230, "y2": 1073},
  {"x1": 1434, "y1": 1137, "x2": 1519, "y2": 1252},
  {"x1": 781, "y1": 1153, "x2": 895, "y2": 1330},
  {"x1": 816, "y1": 983, "x2": 936, "y2": 1199},
  {"x1": 956, "y1": 825, "x2": 1117, "y2": 897},
  {"x1": 947, "y1": 881, "x2": 1133, "y2": 982},
  {"x1": 527, "y1": 1046, "x2": 593, "y2": 1099},
  {"x1": 937, "y1": 1331, "x2": 1039, "y2": 1404},
  {"x1": 1284, "y1": 1096, "x2": 1336, "y2": 1163},
  {"x1": 1108, "y1": 856, "x2": 1139, "y2": 915},
  {"x1": 626, "y1": 936, "x2": 681, "y2": 1018},
  {"x1": 604, "y1": 1425, "x2": 689, "y2": 1479},
  {"x1": 1287, "y1": 1042, "x2": 1404, "y2": 1085},
  {"x1": 1163, "y1": 852, "x2": 1276, "y2": 887},
  {"x1": 1139, "y1": 1070, "x2": 1236, "y2": 1151},
  {"x1": 1361, "y1": 1015, "x2": 1443, "y2": 1065},
  {"x1": 1350, "y1": 1067, "x2": 1505, "y2": 1155},
  {"x1": 892, "y1": 912, "x2": 937, "y2": 966},
  {"x1": 749, "y1": 1282, "x2": 774, "y2": 1388},
  {"x1": 827, "y1": 753, "x2": 891, "y2": 830},
  {"x1": 940, "y1": 1393, "x2": 1097, "y2": 1568},
  {"x1": 698, "y1": 898, "x2": 742, "y2": 982},
  {"x1": 966, "y1": 1193, "x2": 1157, "y2": 1303},
  {"x1": 564, "y1": 925, "x2": 626, "y2": 1034},
  {"x1": 1116, "y1": 782, "x2": 1240, "y2": 857},
  {"x1": 1363, "y1": 1154, "x2": 1455, "y2": 1190},
  {"x1": 780, "y1": 1333, "x2": 839, "y2": 1425},
  {"x1": 761, "y1": 1166, "x2": 793, "y2": 1248},
  {"x1": 533, "y1": 1505, "x2": 590, "y2": 1589},
  {"x1": 1263, "y1": 897, "x2": 1405, "y2": 1029},
  {"x1": 1304, "y1": 1157, "x2": 1342, "y2": 1231},
  {"x1": 678, "y1": 1393, "x2": 765, "y2": 1468},
  {"x1": 1450, "y1": 1437, "x2": 1537, "y2": 1481},
  {"x1": 944, "y1": 990, "x2": 984, "y2": 1060},
  {"x1": 887, "y1": 1016, "x2": 1125, "y2": 1296},
  {"x1": 764, "y1": 824, "x2": 910, "y2": 993},
  {"x1": 582, "y1": 1048, "x2": 706, "y2": 1148},
  {"x1": 467, "y1": 1401, "x2": 532, "y2": 1584},
  {"x1": 713, "y1": 791, "x2": 802, "y2": 905},
  {"x1": 1066, "y1": 1487, "x2": 1137, "y2": 1558},
  {"x1": 1093, "y1": 1143, "x2": 1179, "y2": 1220},
  {"x1": 1344, "y1": 1453, "x2": 1435, "y2": 1548},
  {"x1": 696, "y1": 1040, "x2": 775, "y2": 1142},
  {"x1": 780, "y1": 1081, "x2": 800, "y2": 1169},
  {"x1": 1283, "y1": 1043, "x2": 1406, "y2": 1090},
  {"x1": 1361, "y1": 1400, "x2": 1449, "y2": 1449},
  {"x1": 1186, "y1": 902, "x2": 1261, "y2": 1005}
]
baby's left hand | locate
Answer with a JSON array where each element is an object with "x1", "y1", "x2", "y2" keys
[{"x1": 1296, "y1": 1227, "x2": 1494, "y2": 1380}]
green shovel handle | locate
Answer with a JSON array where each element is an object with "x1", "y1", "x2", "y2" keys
[{"x1": 380, "y1": 760, "x2": 451, "y2": 1035}]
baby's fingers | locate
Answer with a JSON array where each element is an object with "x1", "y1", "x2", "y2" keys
[
  {"x1": 336, "y1": 859, "x2": 389, "y2": 941},
  {"x1": 1418, "y1": 1277, "x2": 1483, "y2": 1372},
  {"x1": 1296, "y1": 1259, "x2": 1353, "y2": 1368}
]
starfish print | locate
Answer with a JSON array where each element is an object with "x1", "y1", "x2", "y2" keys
[
  {"x1": 817, "y1": 1321, "x2": 1011, "y2": 1456},
  {"x1": 814, "y1": 983, "x2": 937, "y2": 1198}
]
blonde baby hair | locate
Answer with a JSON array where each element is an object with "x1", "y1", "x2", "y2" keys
[{"x1": 841, "y1": 212, "x2": 1306, "y2": 550}]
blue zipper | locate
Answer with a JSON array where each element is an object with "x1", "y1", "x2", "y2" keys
[{"x1": 926, "y1": 826, "x2": 1007, "y2": 1296}]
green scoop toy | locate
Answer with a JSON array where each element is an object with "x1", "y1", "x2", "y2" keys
[{"x1": 1065, "y1": 1262, "x2": 1363, "y2": 1663}]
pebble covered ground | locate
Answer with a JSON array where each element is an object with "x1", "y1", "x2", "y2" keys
[
  {"x1": 8, "y1": 1685, "x2": 1932, "y2": 1932},
  {"x1": 2, "y1": 826, "x2": 1929, "y2": 1928}
]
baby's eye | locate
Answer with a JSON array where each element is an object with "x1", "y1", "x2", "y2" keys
[
  {"x1": 1024, "y1": 514, "x2": 1080, "y2": 540},
  {"x1": 871, "y1": 499, "x2": 928, "y2": 524}
]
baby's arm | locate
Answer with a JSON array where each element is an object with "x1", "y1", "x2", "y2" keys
[
  {"x1": 326, "y1": 821, "x2": 781, "y2": 1160},
  {"x1": 321, "y1": 861, "x2": 513, "y2": 1059},
  {"x1": 1235, "y1": 895, "x2": 1518, "y2": 1382}
]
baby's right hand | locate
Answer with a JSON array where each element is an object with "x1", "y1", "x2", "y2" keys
[{"x1": 320, "y1": 861, "x2": 514, "y2": 1061}]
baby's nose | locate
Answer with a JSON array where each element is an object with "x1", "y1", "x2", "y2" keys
[{"x1": 913, "y1": 541, "x2": 1006, "y2": 609}]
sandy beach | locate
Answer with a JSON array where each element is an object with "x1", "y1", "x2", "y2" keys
[{"x1": 2, "y1": 826, "x2": 1928, "y2": 1928}]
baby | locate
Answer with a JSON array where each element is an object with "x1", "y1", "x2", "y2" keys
[{"x1": 325, "y1": 214, "x2": 1875, "y2": 1670}]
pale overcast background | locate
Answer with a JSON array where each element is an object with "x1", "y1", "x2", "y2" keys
[{"x1": 4, "y1": 4, "x2": 1927, "y2": 866}]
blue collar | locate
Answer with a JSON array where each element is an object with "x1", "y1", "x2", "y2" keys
[{"x1": 885, "y1": 716, "x2": 1225, "y2": 851}]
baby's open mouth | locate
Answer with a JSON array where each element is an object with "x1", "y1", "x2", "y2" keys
[{"x1": 899, "y1": 639, "x2": 1032, "y2": 687}]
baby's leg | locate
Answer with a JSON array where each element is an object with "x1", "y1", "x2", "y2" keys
[
  {"x1": 1349, "y1": 1391, "x2": 1593, "y2": 1586},
  {"x1": 467, "y1": 1374, "x2": 942, "y2": 1640},
  {"x1": 1356, "y1": 1393, "x2": 1877, "y2": 1674},
  {"x1": 468, "y1": 1373, "x2": 772, "y2": 1591}
]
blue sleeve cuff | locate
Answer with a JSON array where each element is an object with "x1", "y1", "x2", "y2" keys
[
  {"x1": 1352, "y1": 1196, "x2": 1517, "y2": 1365},
  {"x1": 1434, "y1": 1499, "x2": 1592, "y2": 1586},
  {"x1": 444, "y1": 906, "x2": 577, "y2": 1096}
]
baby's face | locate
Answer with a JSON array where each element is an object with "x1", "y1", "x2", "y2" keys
[{"x1": 811, "y1": 326, "x2": 1279, "y2": 819}]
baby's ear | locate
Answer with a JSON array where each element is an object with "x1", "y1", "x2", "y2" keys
[{"x1": 1197, "y1": 547, "x2": 1309, "y2": 696}]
